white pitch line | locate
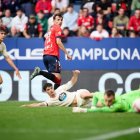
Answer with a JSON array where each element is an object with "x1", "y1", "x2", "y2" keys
[
  {"x1": 0, "y1": 128, "x2": 99, "y2": 134},
  {"x1": 80, "y1": 127, "x2": 139, "y2": 140}
]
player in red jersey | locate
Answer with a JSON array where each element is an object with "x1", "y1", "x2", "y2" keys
[{"x1": 30, "y1": 14, "x2": 72, "y2": 89}]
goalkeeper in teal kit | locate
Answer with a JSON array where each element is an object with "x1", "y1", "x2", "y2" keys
[{"x1": 73, "y1": 89, "x2": 140, "y2": 113}]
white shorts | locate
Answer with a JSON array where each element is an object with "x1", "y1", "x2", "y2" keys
[{"x1": 75, "y1": 89, "x2": 92, "y2": 107}]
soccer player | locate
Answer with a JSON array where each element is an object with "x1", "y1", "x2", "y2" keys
[
  {"x1": 22, "y1": 70, "x2": 93, "y2": 107},
  {"x1": 0, "y1": 27, "x2": 21, "y2": 84},
  {"x1": 30, "y1": 13, "x2": 72, "y2": 89},
  {"x1": 73, "y1": 89, "x2": 140, "y2": 113}
]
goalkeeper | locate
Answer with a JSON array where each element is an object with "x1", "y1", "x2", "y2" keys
[{"x1": 73, "y1": 89, "x2": 140, "y2": 113}]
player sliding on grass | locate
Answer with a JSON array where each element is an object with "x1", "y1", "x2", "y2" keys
[
  {"x1": 0, "y1": 27, "x2": 21, "y2": 84},
  {"x1": 22, "y1": 70, "x2": 93, "y2": 107},
  {"x1": 73, "y1": 89, "x2": 140, "y2": 113},
  {"x1": 30, "y1": 13, "x2": 72, "y2": 89}
]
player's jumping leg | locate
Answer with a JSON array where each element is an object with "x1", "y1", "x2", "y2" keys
[
  {"x1": 30, "y1": 67, "x2": 61, "y2": 89},
  {"x1": 39, "y1": 70, "x2": 61, "y2": 89}
]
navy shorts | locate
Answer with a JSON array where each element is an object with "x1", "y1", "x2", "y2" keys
[{"x1": 43, "y1": 55, "x2": 61, "y2": 73}]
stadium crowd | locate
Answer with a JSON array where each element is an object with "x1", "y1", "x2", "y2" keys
[{"x1": 0, "y1": 0, "x2": 140, "y2": 40}]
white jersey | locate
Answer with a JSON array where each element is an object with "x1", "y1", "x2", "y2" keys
[
  {"x1": 43, "y1": 81, "x2": 76, "y2": 107},
  {"x1": 0, "y1": 42, "x2": 9, "y2": 57}
]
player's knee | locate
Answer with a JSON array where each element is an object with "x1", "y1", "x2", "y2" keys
[{"x1": 79, "y1": 89, "x2": 91, "y2": 99}]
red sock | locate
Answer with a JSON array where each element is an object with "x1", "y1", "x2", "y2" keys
[{"x1": 54, "y1": 77, "x2": 61, "y2": 85}]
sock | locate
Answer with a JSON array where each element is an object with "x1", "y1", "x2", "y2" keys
[
  {"x1": 39, "y1": 71, "x2": 61, "y2": 88},
  {"x1": 54, "y1": 76, "x2": 61, "y2": 89},
  {"x1": 39, "y1": 71, "x2": 55, "y2": 81}
]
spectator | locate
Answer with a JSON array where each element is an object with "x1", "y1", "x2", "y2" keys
[
  {"x1": 2, "y1": 9, "x2": 13, "y2": 31},
  {"x1": 51, "y1": 0, "x2": 69, "y2": 13},
  {"x1": 111, "y1": 2, "x2": 117, "y2": 14},
  {"x1": 2, "y1": 0, "x2": 20, "y2": 17},
  {"x1": 77, "y1": 25, "x2": 90, "y2": 37},
  {"x1": 11, "y1": 8, "x2": 28, "y2": 37},
  {"x1": 117, "y1": 0, "x2": 129, "y2": 11},
  {"x1": 113, "y1": 8, "x2": 129, "y2": 36},
  {"x1": 77, "y1": 7, "x2": 94, "y2": 32},
  {"x1": 23, "y1": 14, "x2": 43, "y2": 38},
  {"x1": 117, "y1": 0, "x2": 130, "y2": 16},
  {"x1": 62, "y1": 27, "x2": 71, "y2": 37},
  {"x1": 90, "y1": 24, "x2": 109, "y2": 40},
  {"x1": 36, "y1": 10, "x2": 48, "y2": 35},
  {"x1": 19, "y1": 0, "x2": 35, "y2": 17},
  {"x1": 82, "y1": 0, "x2": 94, "y2": 13},
  {"x1": 63, "y1": 4, "x2": 78, "y2": 34},
  {"x1": 110, "y1": 27, "x2": 123, "y2": 37},
  {"x1": 61, "y1": 27, "x2": 72, "y2": 42},
  {"x1": 0, "y1": 18, "x2": 9, "y2": 35},
  {"x1": 92, "y1": 2, "x2": 103, "y2": 18},
  {"x1": 131, "y1": 0, "x2": 140, "y2": 13},
  {"x1": 35, "y1": 0, "x2": 52, "y2": 18},
  {"x1": 128, "y1": 9, "x2": 140, "y2": 35},
  {"x1": 97, "y1": 0, "x2": 112, "y2": 16},
  {"x1": 95, "y1": 10, "x2": 112, "y2": 33},
  {"x1": 129, "y1": 30, "x2": 137, "y2": 37},
  {"x1": 96, "y1": 0, "x2": 113, "y2": 29},
  {"x1": 94, "y1": 10, "x2": 106, "y2": 29}
]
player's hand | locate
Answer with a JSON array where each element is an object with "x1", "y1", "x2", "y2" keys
[
  {"x1": 67, "y1": 54, "x2": 72, "y2": 60},
  {"x1": 26, "y1": 35, "x2": 31, "y2": 39},
  {"x1": 16, "y1": 69, "x2": 22, "y2": 79},
  {"x1": 20, "y1": 105, "x2": 26, "y2": 107},
  {"x1": 73, "y1": 70, "x2": 80, "y2": 75}
]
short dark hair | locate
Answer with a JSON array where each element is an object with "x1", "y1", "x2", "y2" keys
[
  {"x1": 54, "y1": 8, "x2": 60, "y2": 11},
  {"x1": 43, "y1": 83, "x2": 53, "y2": 91},
  {"x1": 0, "y1": 26, "x2": 6, "y2": 33},
  {"x1": 63, "y1": 27, "x2": 69, "y2": 30},
  {"x1": 82, "y1": 7, "x2": 89, "y2": 11},
  {"x1": 38, "y1": 10, "x2": 44, "y2": 14},
  {"x1": 53, "y1": 13, "x2": 63, "y2": 20},
  {"x1": 97, "y1": 23, "x2": 103, "y2": 27},
  {"x1": 68, "y1": 4, "x2": 73, "y2": 8},
  {"x1": 16, "y1": 7, "x2": 24, "y2": 12},
  {"x1": 104, "y1": 90, "x2": 115, "y2": 97}
]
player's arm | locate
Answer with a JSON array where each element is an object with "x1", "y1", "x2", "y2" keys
[
  {"x1": 23, "y1": 30, "x2": 30, "y2": 38},
  {"x1": 2, "y1": 44, "x2": 21, "y2": 79},
  {"x1": 87, "y1": 106, "x2": 117, "y2": 112},
  {"x1": 5, "y1": 55, "x2": 21, "y2": 79},
  {"x1": 56, "y1": 38, "x2": 72, "y2": 60},
  {"x1": 21, "y1": 102, "x2": 48, "y2": 107},
  {"x1": 70, "y1": 70, "x2": 80, "y2": 86},
  {"x1": 56, "y1": 70, "x2": 80, "y2": 91},
  {"x1": 88, "y1": 102, "x2": 127, "y2": 112},
  {"x1": 23, "y1": 24, "x2": 30, "y2": 38}
]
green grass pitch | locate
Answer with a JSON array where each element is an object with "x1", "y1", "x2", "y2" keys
[{"x1": 0, "y1": 101, "x2": 140, "y2": 140}]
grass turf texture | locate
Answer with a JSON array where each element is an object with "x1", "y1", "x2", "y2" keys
[{"x1": 0, "y1": 101, "x2": 140, "y2": 140}]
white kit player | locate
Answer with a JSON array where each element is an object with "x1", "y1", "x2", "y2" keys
[
  {"x1": 0, "y1": 27, "x2": 21, "y2": 84},
  {"x1": 22, "y1": 70, "x2": 93, "y2": 107}
]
